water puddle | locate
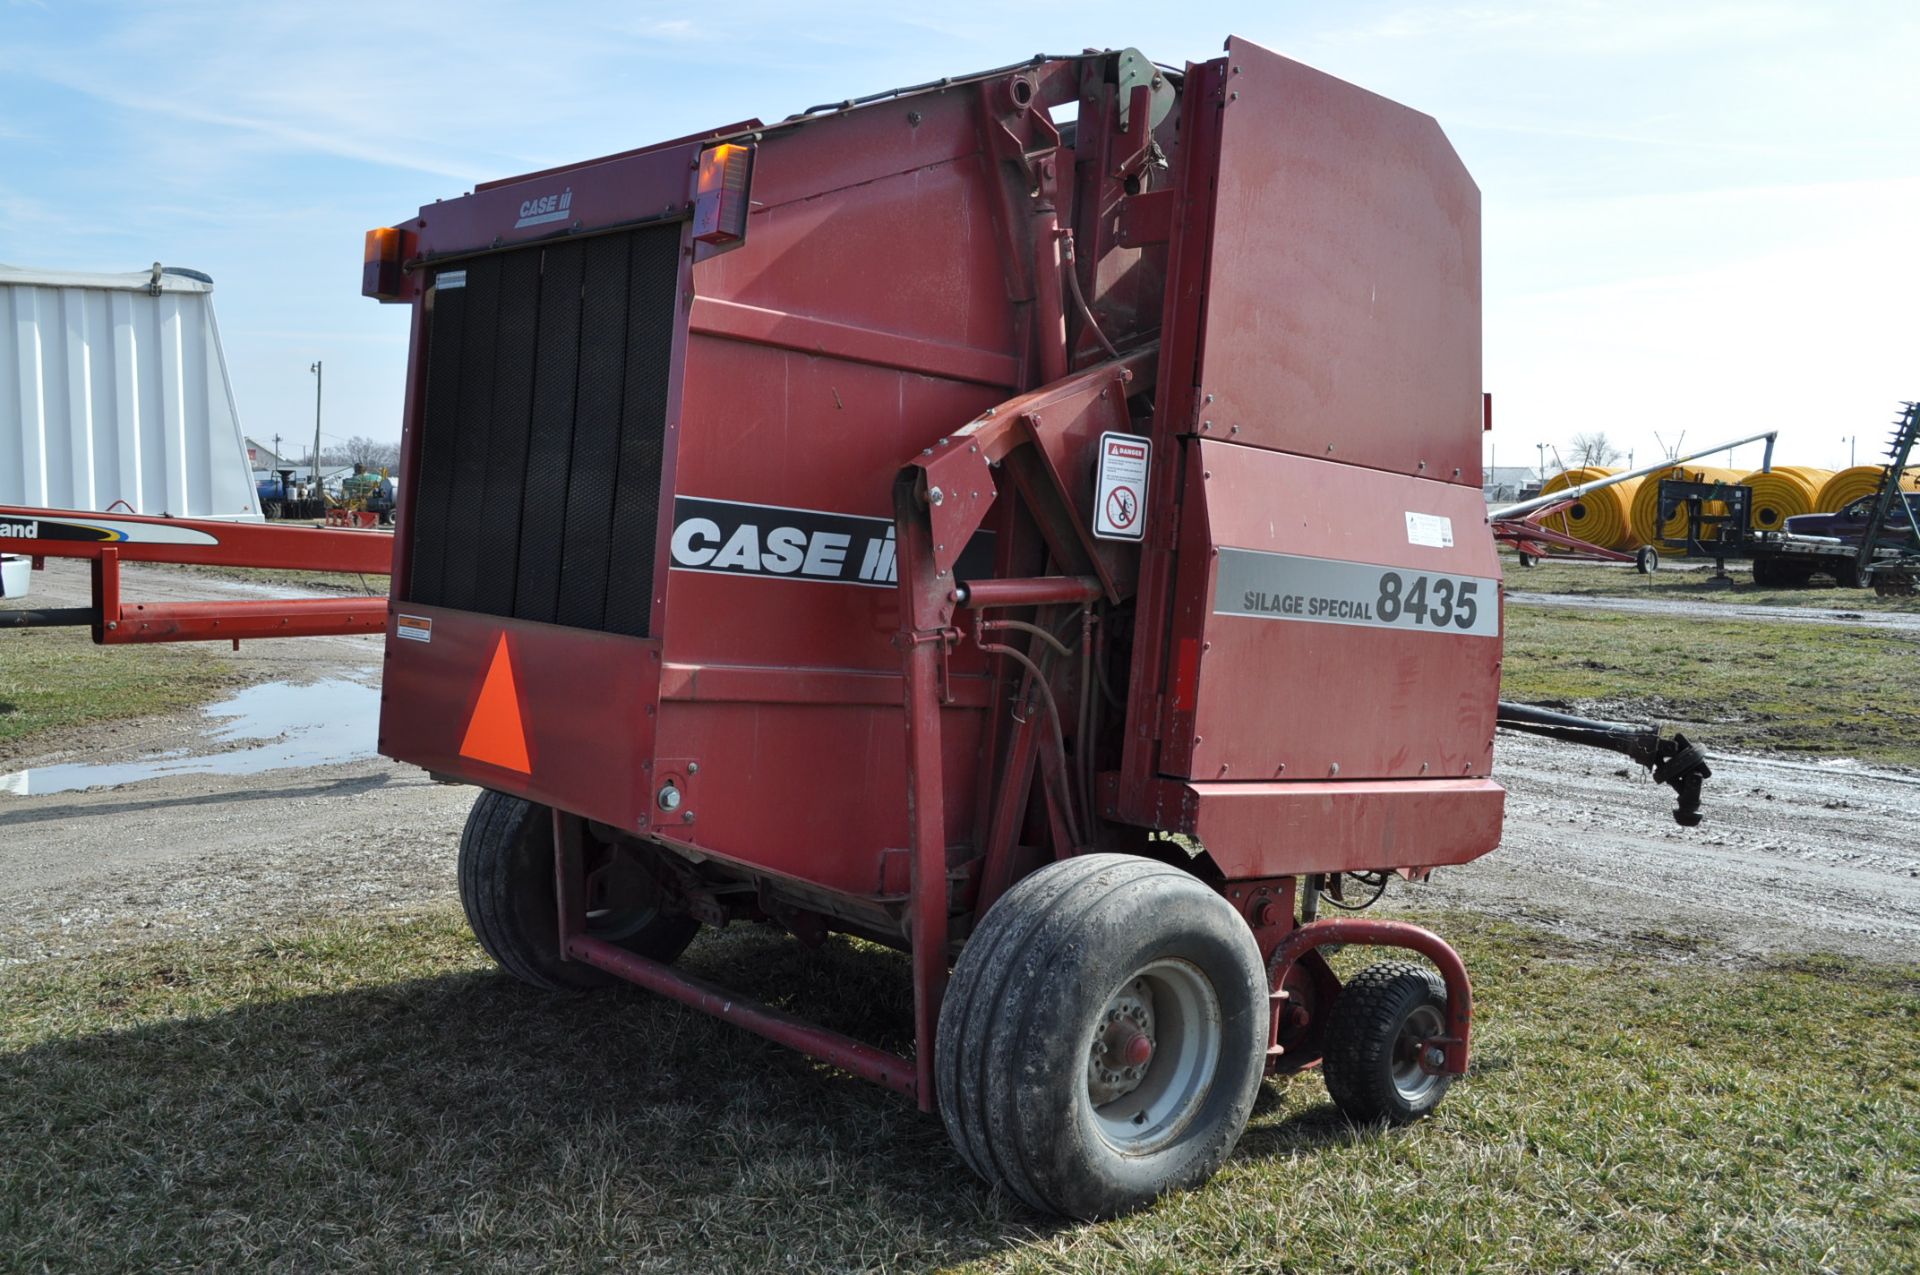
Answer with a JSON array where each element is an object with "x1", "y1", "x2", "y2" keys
[{"x1": 0, "y1": 679, "x2": 379, "y2": 797}]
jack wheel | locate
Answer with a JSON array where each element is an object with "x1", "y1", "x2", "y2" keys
[
  {"x1": 1516, "y1": 551, "x2": 1535, "y2": 568},
  {"x1": 1635, "y1": 546, "x2": 1659, "y2": 574},
  {"x1": 936, "y1": 855, "x2": 1267, "y2": 1219},
  {"x1": 1321, "y1": 961, "x2": 1455, "y2": 1124},
  {"x1": 458, "y1": 789, "x2": 696, "y2": 991}
]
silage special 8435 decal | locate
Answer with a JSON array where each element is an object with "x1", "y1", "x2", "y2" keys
[{"x1": 1213, "y1": 547, "x2": 1500, "y2": 637}]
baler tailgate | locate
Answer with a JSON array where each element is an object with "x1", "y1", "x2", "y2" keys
[{"x1": 406, "y1": 222, "x2": 681, "y2": 637}]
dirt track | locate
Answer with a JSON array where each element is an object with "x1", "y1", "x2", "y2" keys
[
  {"x1": 1505, "y1": 589, "x2": 1920, "y2": 632},
  {"x1": 4, "y1": 561, "x2": 1918, "y2": 966}
]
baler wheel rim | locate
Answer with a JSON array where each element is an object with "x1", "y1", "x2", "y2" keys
[
  {"x1": 1087, "y1": 959, "x2": 1222, "y2": 1155},
  {"x1": 1389, "y1": 1002, "x2": 1447, "y2": 1105}
]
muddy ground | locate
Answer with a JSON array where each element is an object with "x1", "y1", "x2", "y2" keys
[{"x1": 3, "y1": 560, "x2": 1917, "y2": 967}]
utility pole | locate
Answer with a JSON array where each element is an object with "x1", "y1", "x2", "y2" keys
[
  {"x1": 1536, "y1": 441, "x2": 1546, "y2": 480},
  {"x1": 310, "y1": 361, "x2": 324, "y2": 500},
  {"x1": 1843, "y1": 434, "x2": 1856, "y2": 467}
]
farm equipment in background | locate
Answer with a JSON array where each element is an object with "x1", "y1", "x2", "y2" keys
[
  {"x1": 1655, "y1": 402, "x2": 1920, "y2": 589},
  {"x1": 3, "y1": 38, "x2": 1720, "y2": 1217},
  {"x1": 1489, "y1": 431, "x2": 1777, "y2": 573},
  {"x1": 0, "y1": 507, "x2": 387, "y2": 643}
]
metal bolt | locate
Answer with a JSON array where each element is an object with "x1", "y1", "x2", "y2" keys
[
  {"x1": 1425, "y1": 1046, "x2": 1446, "y2": 1069},
  {"x1": 682, "y1": 810, "x2": 696, "y2": 824},
  {"x1": 1205, "y1": 393, "x2": 1215, "y2": 403},
  {"x1": 1230, "y1": 423, "x2": 1240, "y2": 434},
  {"x1": 1202, "y1": 420, "x2": 1212, "y2": 430},
  {"x1": 686, "y1": 762, "x2": 699, "y2": 775},
  {"x1": 657, "y1": 783, "x2": 682, "y2": 812},
  {"x1": 930, "y1": 487, "x2": 945, "y2": 505}
]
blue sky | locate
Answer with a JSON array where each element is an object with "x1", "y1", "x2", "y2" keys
[{"x1": 3, "y1": 1, "x2": 1915, "y2": 475}]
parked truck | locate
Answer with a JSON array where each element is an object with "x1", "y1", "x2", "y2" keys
[{"x1": 0, "y1": 262, "x2": 262, "y2": 598}]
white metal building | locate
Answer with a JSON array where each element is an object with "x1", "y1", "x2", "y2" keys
[{"x1": 2, "y1": 263, "x2": 262, "y2": 522}]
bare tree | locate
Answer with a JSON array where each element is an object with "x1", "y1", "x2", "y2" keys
[
  {"x1": 321, "y1": 436, "x2": 401, "y2": 470},
  {"x1": 1567, "y1": 432, "x2": 1623, "y2": 468}
]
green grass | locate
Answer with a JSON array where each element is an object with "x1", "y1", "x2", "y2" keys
[
  {"x1": 1504, "y1": 555, "x2": 1920, "y2": 611},
  {"x1": 0, "y1": 626, "x2": 242, "y2": 755},
  {"x1": 1, "y1": 908, "x2": 1914, "y2": 1273},
  {"x1": 1501, "y1": 605, "x2": 1920, "y2": 765}
]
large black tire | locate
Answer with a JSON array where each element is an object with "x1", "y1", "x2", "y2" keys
[
  {"x1": 1322, "y1": 961, "x2": 1454, "y2": 1124},
  {"x1": 457, "y1": 789, "x2": 697, "y2": 992},
  {"x1": 936, "y1": 854, "x2": 1268, "y2": 1219}
]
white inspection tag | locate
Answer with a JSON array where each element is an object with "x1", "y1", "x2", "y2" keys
[
  {"x1": 1093, "y1": 432, "x2": 1150, "y2": 541},
  {"x1": 436, "y1": 270, "x2": 467, "y2": 290},
  {"x1": 1405, "y1": 511, "x2": 1454, "y2": 548}
]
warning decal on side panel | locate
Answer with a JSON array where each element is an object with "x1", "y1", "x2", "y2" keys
[
  {"x1": 1214, "y1": 548, "x2": 1499, "y2": 637},
  {"x1": 396, "y1": 614, "x2": 433, "y2": 643},
  {"x1": 1093, "y1": 432, "x2": 1150, "y2": 541}
]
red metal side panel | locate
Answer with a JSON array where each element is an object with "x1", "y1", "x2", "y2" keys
[
  {"x1": 650, "y1": 700, "x2": 985, "y2": 898},
  {"x1": 1182, "y1": 778, "x2": 1505, "y2": 877},
  {"x1": 1194, "y1": 39, "x2": 1482, "y2": 486},
  {"x1": 379, "y1": 606, "x2": 659, "y2": 834},
  {"x1": 638, "y1": 96, "x2": 1019, "y2": 896},
  {"x1": 1163, "y1": 440, "x2": 1501, "y2": 782}
]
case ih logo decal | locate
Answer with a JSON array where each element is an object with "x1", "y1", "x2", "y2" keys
[
  {"x1": 670, "y1": 497, "x2": 991, "y2": 589},
  {"x1": 514, "y1": 187, "x2": 573, "y2": 229}
]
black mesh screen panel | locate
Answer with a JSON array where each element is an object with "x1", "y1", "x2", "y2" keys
[{"x1": 406, "y1": 223, "x2": 679, "y2": 637}]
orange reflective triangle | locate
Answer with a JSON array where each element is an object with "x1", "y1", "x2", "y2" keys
[{"x1": 459, "y1": 635, "x2": 531, "y2": 773}]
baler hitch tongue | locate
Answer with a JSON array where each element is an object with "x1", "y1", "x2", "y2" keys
[{"x1": 1495, "y1": 702, "x2": 1713, "y2": 827}]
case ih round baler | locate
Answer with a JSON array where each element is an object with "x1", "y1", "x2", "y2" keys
[{"x1": 0, "y1": 37, "x2": 1710, "y2": 1218}]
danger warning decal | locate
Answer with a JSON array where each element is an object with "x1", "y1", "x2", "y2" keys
[
  {"x1": 1214, "y1": 548, "x2": 1499, "y2": 638},
  {"x1": 1093, "y1": 431, "x2": 1149, "y2": 541},
  {"x1": 669, "y1": 497, "x2": 993, "y2": 589}
]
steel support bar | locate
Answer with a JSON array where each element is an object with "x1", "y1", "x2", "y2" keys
[
  {"x1": 549, "y1": 807, "x2": 920, "y2": 1101},
  {"x1": 1267, "y1": 919, "x2": 1473, "y2": 1074},
  {"x1": 895, "y1": 474, "x2": 955, "y2": 1114},
  {"x1": 0, "y1": 504, "x2": 393, "y2": 573},
  {"x1": 1490, "y1": 514, "x2": 1637, "y2": 563},
  {"x1": 100, "y1": 597, "x2": 388, "y2": 644},
  {"x1": 566, "y1": 935, "x2": 919, "y2": 1097}
]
